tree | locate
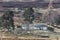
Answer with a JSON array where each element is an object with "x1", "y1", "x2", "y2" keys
[
  {"x1": 23, "y1": 7, "x2": 34, "y2": 23},
  {"x1": 23, "y1": 7, "x2": 34, "y2": 31},
  {"x1": 0, "y1": 10, "x2": 14, "y2": 30},
  {"x1": 0, "y1": 17, "x2": 3, "y2": 27},
  {"x1": 55, "y1": 15, "x2": 60, "y2": 25}
]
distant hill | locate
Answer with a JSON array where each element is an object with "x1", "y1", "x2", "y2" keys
[
  {"x1": 0, "y1": 0, "x2": 60, "y2": 3},
  {"x1": 0, "y1": 0, "x2": 44, "y2": 2},
  {"x1": 0, "y1": 2, "x2": 60, "y2": 8}
]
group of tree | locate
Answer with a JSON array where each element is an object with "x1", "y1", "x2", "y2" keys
[
  {"x1": 0, "y1": 10, "x2": 14, "y2": 30},
  {"x1": 0, "y1": 7, "x2": 35, "y2": 31}
]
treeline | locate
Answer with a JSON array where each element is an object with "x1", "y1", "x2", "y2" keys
[{"x1": 0, "y1": 7, "x2": 60, "y2": 31}]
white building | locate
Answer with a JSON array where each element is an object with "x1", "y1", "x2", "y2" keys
[{"x1": 22, "y1": 23, "x2": 48, "y2": 30}]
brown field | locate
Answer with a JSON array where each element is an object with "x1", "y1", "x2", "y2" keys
[{"x1": 0, "y1": 38, "x2": 50, "y2": 40}]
